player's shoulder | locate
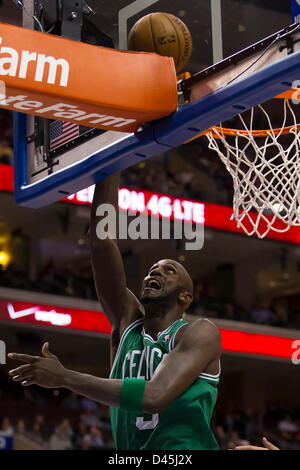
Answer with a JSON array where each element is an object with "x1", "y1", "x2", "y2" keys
[
  {"x1": 176, "y1": 317, "x2": 221, "y2": 348},
  {"x1": 190, "y1": 317, "x2": 220, "y2": 331},
  {"x1": 187, "y1": 317, "x2": 220, "y2": 338}
]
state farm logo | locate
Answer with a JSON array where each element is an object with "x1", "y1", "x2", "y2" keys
[
  {"x1": 7, "y1": 303, "x2": 72, "y2": 326},
  {"x1": 0, "y1": 37, "x2": 69, "y2": 87},
  {"x1": 0, "y1": 94, "x2": 137, "y2": 129}
]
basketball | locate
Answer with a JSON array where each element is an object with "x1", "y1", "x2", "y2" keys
[{"x1": 128, "y1": 13, "x2": 193, "y2": 73}]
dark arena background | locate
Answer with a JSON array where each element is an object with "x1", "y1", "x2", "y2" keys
[{"x1": 0, "y1": 0, "x2": 300, "y2": 453}]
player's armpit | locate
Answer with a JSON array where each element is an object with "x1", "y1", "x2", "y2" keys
[{"x1": 142, "y1": 319, "x2": 222, "y2": 414}]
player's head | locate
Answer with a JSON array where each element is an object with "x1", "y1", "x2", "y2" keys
[{"x1": 140, "y1": 259, "x2": 193, "y2": 312}]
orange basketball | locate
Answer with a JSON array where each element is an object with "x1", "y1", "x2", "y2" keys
[{"x1": 128, "y1": 13, "x2": 193, "y2": 73}]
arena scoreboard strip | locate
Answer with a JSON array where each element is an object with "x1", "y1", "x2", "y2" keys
[
  {"x1": 1, "y1": 164, "x2": 300, "y2": 244},
  {"x1": 0, "y1": 298, "x2": 299, "y2": 361},
  {"x1": 0, "y1": 299, "x2": 111, "y2": 333}
]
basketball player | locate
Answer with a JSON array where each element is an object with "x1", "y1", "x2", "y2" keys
[{"x1": 8, "y1": 173, "x2": 222, "y2": 450}]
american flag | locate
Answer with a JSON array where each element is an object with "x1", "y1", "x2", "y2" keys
[{"x1": 50, "y1": 120, "x2": 80, "y2": 151}]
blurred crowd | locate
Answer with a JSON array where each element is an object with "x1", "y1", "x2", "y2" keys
[
  {"x1": 190, "y1": 280, "x2": 300, "y2": 329},
  {"x1": 1, "y1": 261, "x2": 300, "y2": 329},
  {"x1": 0, "y1": 257, "x2": 98, "y2": 301},
  {"x1": 120, "y1": 141, "x2": 234, "y2": 206},
  {"x1": 214, "y1": 407, "x2": 300, "y2": 450},
  {"x1": 0, "y1": 261, "x2": 98, "y2": 301},
  {"x1": 0, "y1": 371, "x2": 113, "y2": 450},
  {"x1": 1, "y1": 369, "x2": 299, "y2": 450},
  {"x1": 0, "y1": 110, "x2": 13, "y2": 165}
]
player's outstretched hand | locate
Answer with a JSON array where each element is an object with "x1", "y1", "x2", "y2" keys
[
  {"x1": 234, "y1": 437, "x2": 279, "y2": 450},
  {"x1": 8, "y1": 342, "x2": 66, "y2": 388}
]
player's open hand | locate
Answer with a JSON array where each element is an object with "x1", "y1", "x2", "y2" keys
[
  {"x1": 8, "y1": 342, "x2": 66, "y2": 388},
  {"x1": 234, "y1": 437, "x2": 279, "y2": 450}
]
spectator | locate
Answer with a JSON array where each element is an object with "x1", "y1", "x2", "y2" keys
[
  {"x1": 0, "y1": 138, "x2": 13, "y2": 165},
  {"x1": 73, "y1": 421, "x2": 88, "y2": 450},
  {"x1": 55, "y1": 418, "x2": 73, "y2": 439},
  {"x1": 278, "y1": 415, "x2": 298, "y2": 438},
  {"x1": 224, "y1": 302, "x2": 236, "y2": 321},
  {"x1": 61, "y1": 392, "x2": 81, "y2": 411},
  {"x1": 48, "y1": 420, "x2": 73, "y2": 450},
  {"x1": 214, "y1": 425, "x2": 228, "y2": 450},
  {"x1": 33, "y1": 414, "x2": 48, "y2": 441},
  {"x1": 0, "y1": 417, "x2": 13, "y2": 435},
  {"x1": 27, "y1": 416, "x2": 48, "y2": 447},
  {"x1": 16, "y1": 419, "x2": 26, "y2": 435},
  {"x1": 227, "y1": 431, "x2": 250, "y2": 448},
  {"x1": 250, "y1": 302, "x2": 275, "y2": 325},
  {"x1": 80, "y1": 397, "x2": 100, "y2": 413},
  {"x1": 83, "y1": 426, "x2": 105, "y2": 449},
  {"x1": 272, "y1": 299, "x2": 289, "y2": 327},
  {"x1": 80, "y1": 406, "x2": 101, "y2": 428},
  {"x1": 244, "y1": 409, "x2": 260, "y2": 442},
  {"x1": 81, "y1": 434, "x2": 91, "y2": 450}
]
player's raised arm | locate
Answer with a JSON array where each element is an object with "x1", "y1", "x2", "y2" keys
[{"x1": 90, "y1": 173, "x2": 142, "y2": 339}]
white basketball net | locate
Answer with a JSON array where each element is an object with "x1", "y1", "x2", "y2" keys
[{"x1": 206, "y1": 99, "x2": 300, "y2": 239}]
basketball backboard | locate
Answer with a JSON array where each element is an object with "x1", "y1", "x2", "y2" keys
[
  {"x1": 93, "y1": 0, "x2": 293, "y2": 69},
  {"x1": 0, "y1": 1, "x2": 295, "y2": 58},
  {"x1": 8, "y1": 0, "x2": 300, "y2": 207}
]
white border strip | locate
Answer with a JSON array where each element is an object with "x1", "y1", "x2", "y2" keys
[
  {"x1": 118, "y1": 0, "x2": 160, "y2": 50},
  {"x1": 211, "y1": 0, "x2": 223, "y2": 63},
  {"x1": 199, "y1": 374, "x2": 220, "y2": 383}
]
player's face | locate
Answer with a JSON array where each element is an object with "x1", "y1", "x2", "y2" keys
[{"x1": 140, "y1": 259, "x2": 183, "y2": 304}]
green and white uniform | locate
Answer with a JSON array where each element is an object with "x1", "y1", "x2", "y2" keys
[{"x1": 110, "y1": 318, "x2": 220, "y2": 450}]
